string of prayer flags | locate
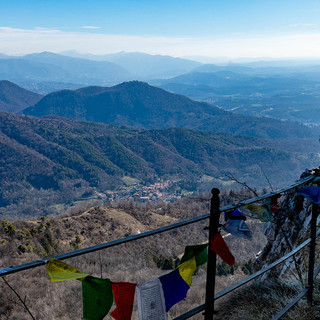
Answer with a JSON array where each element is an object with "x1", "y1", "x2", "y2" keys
[
  {"x1": 296, "y1": 178, "x2": 320, "y2": 204},
  {"x1": 111, "y1": 282, "x2": 136, "y2": 320},
  {"x1": 180, "y1": 243, "x2": 208, "y2": 267},
  {"x1": 245, "y1": 199, "x2": 272, "y2": 222},
  {"x1": 82, "y1": 276, "x2": 113, "y2": 320},
  {"x1": 136, "y1": 278, "x2": 168, "y2": 320},
  {"x1": 46, "y1": 258, "x2": 90, "y2": 282},
  {"x1": 209, "y1": 233, "x2": 235, "y2": 266}
]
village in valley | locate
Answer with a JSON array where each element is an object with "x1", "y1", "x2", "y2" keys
[{"x1": 94, "y1": 178, "x2": 192, "y2": 203}]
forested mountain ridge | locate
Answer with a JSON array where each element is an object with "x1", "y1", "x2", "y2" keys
[
  {"x1": 0, "y1": 80, "x2": 42, "y2": 113},
  {"x1": 0, "y1": 112, "x2": 318, "y2": 216},
  {"x1": 22, "y1": 81, "x2": 317, "y2": 139}
]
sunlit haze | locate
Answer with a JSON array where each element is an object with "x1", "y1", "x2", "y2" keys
[{"x1": 1, "y1": 0, "x2": 320, "y2": 60}]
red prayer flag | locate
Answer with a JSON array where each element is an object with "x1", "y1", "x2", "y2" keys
[
  {"x1": 209, "y1": 233, "x2": 235, "y2": 266},
  {"x1": 270, "y1": 196, "x2": 280, "y2": 214},
  {"x1": 111, "y1": 282, "x2": 136, "y2": 320}
]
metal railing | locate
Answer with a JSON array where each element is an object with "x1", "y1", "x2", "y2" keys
[{"x1": 0, "y1": 173, "x2": 318, "y2": 319}]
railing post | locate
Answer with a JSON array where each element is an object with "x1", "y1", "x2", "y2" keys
[
  {"x1": 307, "y1": 202, "x2": 318, "y2": 304},
  {"x1": 204, "y1": 188, "x2": 221, "y2": 320}
]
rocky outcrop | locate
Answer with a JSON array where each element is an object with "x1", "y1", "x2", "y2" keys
[{"x1": 254, "y1": 169, "x2": 320, "y2": 279}]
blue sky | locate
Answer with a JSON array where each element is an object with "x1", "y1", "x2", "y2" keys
[{"x1": 1, "y1": 0, "x2": 320, "y2": 59}]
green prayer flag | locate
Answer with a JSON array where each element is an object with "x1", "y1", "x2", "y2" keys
[
  {"x1": 82, "y1": 276, "x2": 113, "y2": 320},
  {"x1": 180, "y1": 244, "x2": 208, "y2": 267},
  {"x1": 246, "y1": 199, "x2": 272, "y2": 222}
]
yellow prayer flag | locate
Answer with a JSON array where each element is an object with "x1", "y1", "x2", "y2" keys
[
  {"x1": 178, "y1": 256, "x2": 196, "y2": 286},
  {"x1": 46, "y1": 258, "x2": 90, "y2": 282}
]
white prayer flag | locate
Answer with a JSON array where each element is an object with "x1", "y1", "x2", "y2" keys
[{"x1": 136, "y1": 278, "x2": 168, "y2": 320}]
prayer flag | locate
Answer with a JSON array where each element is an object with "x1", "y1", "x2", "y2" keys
[
  {"x1": 180, "y1": 244, "x2": 208, "y2": 267},
  {"x1": 246, "y1": 199, "x2": 272, "y2": 222},
  {"x1": 222, "y1": 219, "x2": 253, "y2": 240},
  {"x1": 270, "y1": 196, "x2": 280, "y2": 214},
  {"x1": 82, "y1": 276, "x2": 113, "y2": 320},
  {"x1": 46, "y1": 258, "x2": 90, "y2": 282},
  {"x1": 178, "y1": 256, "x2": 196, "y2": 286},
  {"x1": 159, "y1": 268, "x2": 190, "y2": 312},
  {"x1": 111, "y1": 282, "x2": 136, "y2": 320},
  {"x1": 297, "y1": 185, "x2": 320, "y2": 204},
  {"x1": 209, "y1": 233, "x2": 235, "y2": 266},
  {"x1": 136, "y1": 278, "x2": 167, "y2": 320},
  {"x1": 224, "y1": 208, "x2": 246, "y2": 221}
]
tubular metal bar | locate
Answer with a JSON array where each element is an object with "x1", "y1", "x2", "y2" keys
[
  {"x1": 0, "y1": 174, "x2": 315, "y2": 278},
  {"x1": 0, "y1": 213, "x2": 210, "y2": 277},
  {"x1": 173, "y1": 229, "x2": 320, "y2": 320},
  {"x1": 270, "y1": 263, "x2": 320, "y2": 320},
  {"x1": 220, "y1": 174, "x2": 314, "y2": 212}
]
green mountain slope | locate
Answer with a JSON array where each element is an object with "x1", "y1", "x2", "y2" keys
[
  {"x1": 0, "y1": 80, "x2": 42, "y2": 113},
  {"x1": 0, "y1": 113, "x2": 318, "y2": 215},
  {"x1": 23, "y1": 81, "x2": 317, "y2": 139}
]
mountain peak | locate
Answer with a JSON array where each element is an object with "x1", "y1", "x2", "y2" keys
[{"x1": 22, "y1": 82, "x2": 316, "y2": 139}]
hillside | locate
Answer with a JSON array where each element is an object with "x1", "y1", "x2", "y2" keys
[
  {"x1": 0, "y1": 191, "x2": 266, "y2": 319},
  {"x1": 22, "y1": 81, "x2": 318, "y2": 139},
  {"x1": 0, "y1": 80, "x2": 42, "y2": 113},
  {"x1": 0, "y1": 112, "x2": 318, "y2": 216}
]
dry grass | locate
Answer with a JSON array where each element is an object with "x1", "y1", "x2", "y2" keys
[{"x1": 215, "y1": 279, "x2": 320, "y2": 320}]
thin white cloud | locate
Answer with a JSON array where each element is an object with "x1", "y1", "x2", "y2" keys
[
  {"x1": 81, "y1": 26, "x2": 101, "y2": 29},
  {"x1": 0, "y1": 27, "x2": 319, "y2": 59}
]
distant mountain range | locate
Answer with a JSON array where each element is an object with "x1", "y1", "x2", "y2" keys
[
  {"x1": 61, "y1": 51, "x2": 201, "y2": 78},
  {"x1": 1, "y1": 112, "x2": 318, "y2": 215},
  {"x1": 0, "y1": 51, "x2": 201, "y2": 93},
  {"x1": 2, "y1": 51, "x2": 320, "y2": 125},
  {"x1": 152, "y1": 65, "x2": 320, "y2": 125},
  {"x1": 0, "y1": 80, "x2": 42, "y2": 113},
  {"x1": 0, "y1": 52, "x2": 132, "y2": 88},
  {"x1": 23, "y1": 81, "x2": 317, "y2": 139}
]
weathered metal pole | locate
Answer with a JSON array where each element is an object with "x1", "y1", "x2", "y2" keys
[
  {"x1": 204, "y1": 188, "x2": 221, "y2": 320},
  {"x1": 307, "y1": 202, "x2": 317, "y2": 304}
]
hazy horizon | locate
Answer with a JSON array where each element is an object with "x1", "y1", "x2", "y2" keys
[{"x1": 1, "y1": 0, "x2": 320, "y2": 59}]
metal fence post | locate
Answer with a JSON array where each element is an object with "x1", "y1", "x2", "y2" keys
[
  {"x1": 307, "y1": 202, "x2": 318, "y2": 304},
  {"x1": 204, "y1": 188, "x2": 221, "y2": 320}
]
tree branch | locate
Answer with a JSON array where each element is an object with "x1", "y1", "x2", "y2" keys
[
  {"x1": 225, "y1": 173, "x2": 259, "y2": 197},
  {"x1": 2, "y1": 277, "x2": 36, "y2": 320}
]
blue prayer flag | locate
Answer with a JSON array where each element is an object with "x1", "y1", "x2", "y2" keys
[
  {"x1": 159, "y1": 268, "x2": 190, "y2": 312},
  {"x1": 297, "y1": 185, "x2": 320, "y2": 204}
]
